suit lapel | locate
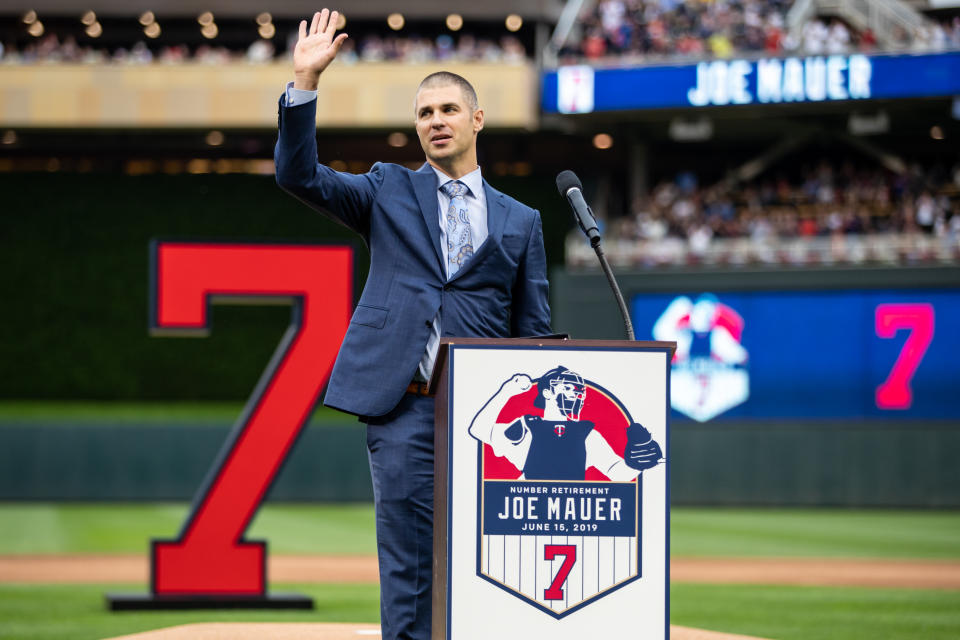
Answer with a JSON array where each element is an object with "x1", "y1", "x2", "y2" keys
[
  {"x1": 411, "y1": 164, "x2": 445, "y2": 275},
  {"x1": 448, "y1": 180, "x2": 508, "y2": 283}
]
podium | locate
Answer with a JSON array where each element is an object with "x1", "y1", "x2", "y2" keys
[{"x1": 430, "y1": 338, "x2": 675, "y2": 640}]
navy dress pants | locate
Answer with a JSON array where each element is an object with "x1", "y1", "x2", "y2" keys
[{"x1": 365, "y1": 392, "x2": 435, "y2": 640}]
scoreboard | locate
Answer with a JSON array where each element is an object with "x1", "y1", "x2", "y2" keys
[{"x1": 631, "y1": 289, "x2": 960, "y2": 421}]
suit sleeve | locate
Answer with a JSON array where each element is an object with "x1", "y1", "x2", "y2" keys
[
  {"x1": 510, "y1": 210, "x2": 552, "y2": 337},
  {"x1": 274, "y1": 94, "x2": 384, "y2": 240}
]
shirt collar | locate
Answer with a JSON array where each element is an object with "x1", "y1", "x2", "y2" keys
[{"x1": 432, "y1": 165, "x2": 483, "y2": 199}]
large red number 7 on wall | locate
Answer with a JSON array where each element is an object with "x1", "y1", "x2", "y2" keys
[
  {"x1": 148, "y1": 242, "x2": 351, "y2": 600},
  {"x1": 875, "y1": 303, "x2": 934, "y2": 411}
]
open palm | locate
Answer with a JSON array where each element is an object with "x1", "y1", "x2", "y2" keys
[{"x1": 294, "y1": 9, "x2": 348, "y2": 83}]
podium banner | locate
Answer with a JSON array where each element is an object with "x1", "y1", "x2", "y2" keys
[{"x1": 436, "y1": 341, "x2": 671, "y2": 639}]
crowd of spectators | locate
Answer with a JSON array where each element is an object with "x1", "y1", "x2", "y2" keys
[
  {"x1": 0, "y1": 31, "x2": 527, "y2": 65},
  {"x1": 580, "y1": 161, "x2": 960, "y2": 266},
  {"x1": 4, "y1": 4, "x2": 960, "y2": 67},
  {"x1": 566, "y1": 0, "x2": 960, "y2": 62}
]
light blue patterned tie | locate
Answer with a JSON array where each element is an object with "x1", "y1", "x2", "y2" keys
[{"x1": 441, "y1": 180, "x2": 474, "y2": 276}]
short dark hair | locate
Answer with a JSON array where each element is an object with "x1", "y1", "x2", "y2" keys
[
  {"x1": 533, "y1": 366, "x2": 571, "y2": 409},
  {"x1": 417, "y1": 71, "x2": 479, "y2": 112}
]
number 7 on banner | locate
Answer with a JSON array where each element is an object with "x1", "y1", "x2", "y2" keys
[
  {"x1": 543, "y1": 545, "x2": 577, "y2": 601},
  {"x1": 148, "y1": 242, "x2": 351, "y2": 599}
]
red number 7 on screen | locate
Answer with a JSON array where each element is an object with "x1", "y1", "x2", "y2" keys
[
  {"x1": 148, "y1": 242, "x2": 351, "y2": 596},
  {"x1": 875, "y1": 303, "x2": 934, "y2": 411}
]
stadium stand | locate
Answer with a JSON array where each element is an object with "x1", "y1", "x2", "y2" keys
[
  {"x1": 567, "y1": 159, "x2": 960, "y2": 267},
  {"x1": 0, "y1": 30, "x2": 529, "y2": 65},
  {"x1": 0, "y1": 11, "x2": 532, "y2": 64},
  {"x1": 2, "y1": 1, "x2": 958, "y2": 270},
  {"x1": 561, "y1": 0, "x2": 960, "y2": 62},
  {"x1": 6, "y1": 3, "x2": 955, "y2": 66}
]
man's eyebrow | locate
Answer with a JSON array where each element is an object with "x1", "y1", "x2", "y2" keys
[{"x1": 419, "y1": 102, "x2": 460, "y2": 112}]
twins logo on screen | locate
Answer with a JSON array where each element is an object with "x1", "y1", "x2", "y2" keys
[
  {"x1": 653, "y1": 294, "x2": 749, "y2": 422},
  {"x1": 467, "y1": 366, "x2": 663, "y2": 618}
]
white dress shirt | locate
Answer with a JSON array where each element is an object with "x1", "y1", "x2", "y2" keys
[
  {"x1": 283, "y1": 83, "x2": 489, "y2": 381},
  {"x1": 286, "y1": 83, "x2": 319, "y2": 106}
]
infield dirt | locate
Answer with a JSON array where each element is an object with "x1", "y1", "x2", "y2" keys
[
  {"x1": 102, "y1": 622, "x2": 773, "y2": 640},
  {"x1": 1, "y1": 554, "x2": 957, "y2": 589}
]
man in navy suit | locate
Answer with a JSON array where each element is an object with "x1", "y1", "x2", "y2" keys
[{"x1": 275, "y1": 10, "x2": 551, "y2": 639}]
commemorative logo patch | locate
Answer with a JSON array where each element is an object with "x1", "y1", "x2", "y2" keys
[
  {"x1": 653, "y1": 294, "x2": 750, "y2": 422},
  {"x1": 467, "y1": 365, "x2": 664, "y2": 618}
]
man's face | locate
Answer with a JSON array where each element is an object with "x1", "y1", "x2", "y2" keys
[
  {"x1": 543, "y1": 377, "x2": 586, "y2": 421},
  {"x1": 415, "y1": 84, "x2": 483, "y2": 167}
]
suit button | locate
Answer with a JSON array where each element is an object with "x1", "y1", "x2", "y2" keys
[
  {"x1": 424, "y1": 320, "x2": 432, "y2": 327},
  {"x1": 443, "y1": 284, "x2": 452, "y2": 291}
]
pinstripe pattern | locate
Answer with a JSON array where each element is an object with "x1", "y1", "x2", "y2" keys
[{"x1": 480, "y1": 532, "x2": 636, "y2": 613}]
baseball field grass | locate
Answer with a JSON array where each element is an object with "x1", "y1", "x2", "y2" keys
[
  {"x1": 0, "y1": 582, "x2": 957, "y2": 640},
  {"x1": 2, "y1": 503, "x2": 958, "y2": 557},
  {"x1": 1, "y1": 504, "x2": 958, "y2": 640}
]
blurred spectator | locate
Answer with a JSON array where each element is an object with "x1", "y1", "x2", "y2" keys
[
  {"x1": 130, "y1": 42, "x2": 154, "y2": 64},
  {"x1": 826, "y1": 19, "x2": 851, "y2": 54},
  {"x1": 246, "y1": 39, "x2": 275, "y2": 64},
  {"x1": 159, "y1": 45, "x2": 189, "y2": 64}
]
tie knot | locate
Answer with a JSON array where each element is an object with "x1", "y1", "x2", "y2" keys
[{"x1": 441, "y1": 180, "x2": 467, "y2": 199}]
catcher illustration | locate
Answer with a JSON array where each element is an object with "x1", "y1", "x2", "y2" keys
[{"x1": 468, "y1": 365, "x2": 663, "y2": 481}]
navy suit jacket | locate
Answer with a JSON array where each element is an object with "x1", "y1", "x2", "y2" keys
[{"x1": 275, "y1": 96, "x2": 551, "y2": 417}]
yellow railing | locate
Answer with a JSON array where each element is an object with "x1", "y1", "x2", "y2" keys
[{"x1": 0, "y1": 61, "x2": 537, "y2": 129}]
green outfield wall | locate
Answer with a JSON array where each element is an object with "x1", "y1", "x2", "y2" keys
[
  {"x1": 2, "y1": 420, "x2": 957, "y2": 506},
  {"x1": 0, "y1": 172, "x2": 569, "y2": 401},
  {"x1": 0, "y1": 422, "x2": 373, "y2": 502}
]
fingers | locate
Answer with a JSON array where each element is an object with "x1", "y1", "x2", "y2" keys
[
  {"x1": 332, "y1": 32, "x2": 349, "y2": 51},
  {"x1": 317, "y1": 8, "x2": 330, "y2": 35},
  {"x1": 304, "y1": 10, "x2": 342, "y2": 44},
  {"x1": 327, "y1": 11, "x2": 340, "y2": 37}
]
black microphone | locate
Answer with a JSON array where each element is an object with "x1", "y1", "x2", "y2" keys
[
  {"x1": 555, "y1": 170, "x2": 635, "y2": 339},
  {"x1": 556, "y1": 170, "x2": 601, "y2": 248}
]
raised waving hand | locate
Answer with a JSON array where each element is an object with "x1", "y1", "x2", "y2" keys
[{"x1": 293, "y1": 9, "x2": 348, "y2": 90}]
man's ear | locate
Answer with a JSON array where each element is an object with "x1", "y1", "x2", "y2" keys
[{"x1": 473, "y1": 108, "x2": 484, "y2": 134}]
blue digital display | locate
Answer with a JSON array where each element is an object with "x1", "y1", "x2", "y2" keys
[
  {"x1": 631, "y1": 289, "x2": 960, "y2": 420},
  {"x1": 542, "y1": 52, "x2": 960, "y2": 113}
]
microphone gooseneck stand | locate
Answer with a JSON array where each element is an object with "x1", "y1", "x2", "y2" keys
[
  {"x1": 592, "y1": 238, "x2": 635, "y2": 341},
  {"x1": 556, "y1": 170, "x2": 635, "y2": 340}
]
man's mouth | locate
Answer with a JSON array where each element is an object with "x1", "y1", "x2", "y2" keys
[{"x1": 431, "y1": 134, "x2": 453, "y2": 145}]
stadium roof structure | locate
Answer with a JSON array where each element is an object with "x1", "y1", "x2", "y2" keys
[{"x1": 8, "y1": 0, "x2": 564, "y2": 20}]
